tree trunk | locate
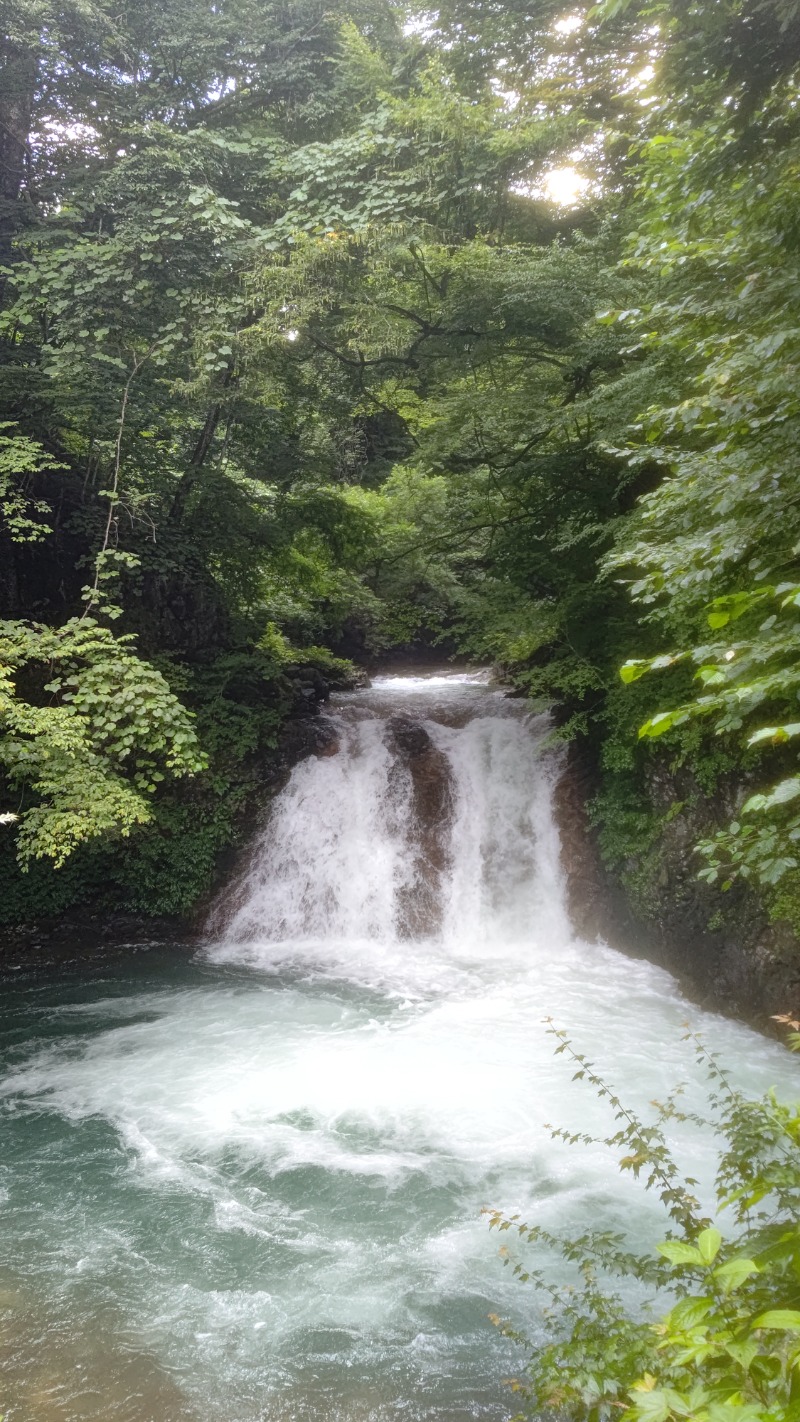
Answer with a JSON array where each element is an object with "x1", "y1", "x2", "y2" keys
[
  {"x1": 0, "y1": 38, "x2": 37, "y2": 289},
  {"x1": 167, "y1": 364, "x2": 235, "y2": 525}
]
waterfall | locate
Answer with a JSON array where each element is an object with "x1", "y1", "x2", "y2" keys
[{"x1": 211, "y1": 671, "x2": 571, "y2": 966}]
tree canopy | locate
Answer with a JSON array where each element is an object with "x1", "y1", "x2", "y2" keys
[{"x1": 2, "y1": 0, "x2": 800, "y2": 926}]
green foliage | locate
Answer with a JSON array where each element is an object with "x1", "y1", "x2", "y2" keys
[
  {"x1": 621, "y1": 585, "x2": 800, "y2": 891},
  {"x1": 488, "y1": 1025, "x2": 800, "y2": 1422},
  {"x1": 0, "y1": 635, "x2": 334, "y2": 922},
  {"x1": 0, "y1": 618, "x2": 204, "y2": 866},
  {"x1": 2, "y1": 0, "x2": 800, "y2": 929},
  {"x1": 766, "y1": 871, "x2": 800, "y2": 937},
  {"x1": 604, "y1": 79, "x2": 800, "y2": 891},
  {"x1": 0, "y1": 423, "x2": 64, "y2": 541},
  {"x1": 590, "y1": 775, "x2": 660, "y2": 885},
  {"x1": 0, "y1": 835, "x2": 117, "y2": 925}
]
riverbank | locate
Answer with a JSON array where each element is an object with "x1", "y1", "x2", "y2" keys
[{"x1": 554, "y1": 741, "x2": 800, "y2": 1030}]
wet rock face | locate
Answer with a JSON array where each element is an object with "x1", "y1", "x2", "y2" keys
[
  {"x1": 384, "y1": 715, "x2": 454, "y2": 939},
  {"x1": 552, "y1": 749, "x2": 611, "y2": 945},
  {"x1": 278, "y1": 715, "x2": 339, "y2": 763},
  {"x1": 388, "y1": 717, "x2": 432, "y2": 760},
  {"x1": 554, "y1": 742, "x2": 800, "y2": 1028}
]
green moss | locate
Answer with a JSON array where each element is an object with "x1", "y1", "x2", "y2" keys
[
  {"x1": 590, "y1": 772, "x2": 660, "y2": 872},
  {"x1": 767, "y1": 868, "x2": 800, "y2": 937}
]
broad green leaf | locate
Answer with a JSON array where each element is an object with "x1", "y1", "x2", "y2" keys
[
  {"x1": 697, "y1": 1227, "x2": 722, "y2": 1264},
  {"x1": 748, "y1": 725, "x2": 800, "y2": 746},
  {"x1": 753, "y1": 1310, "x2": 800, "y2": 1331},
  {"x1": 621, "y1": 660, "x2": 650, "y2": 684},
  {"x1": 670, "y1": 1296, "x2": 714, "y2": 1329},
  {"x1": 713, "y1": 1258, "x2": 759, "y2": 1292},
  {"x1": 657, "y1": 1241, "x2": 704, "y2": 1266}
]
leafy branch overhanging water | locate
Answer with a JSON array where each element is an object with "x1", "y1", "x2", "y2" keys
[{"x1": 488, "y1": 1024, "x2": 800, "y2": 1422}]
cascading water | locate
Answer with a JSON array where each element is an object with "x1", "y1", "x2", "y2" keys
[
  {"x1": 212, "y1": 673, "x2": 569, "y2": 973},
  {"x1": 0, "y1": 671, "x2": 798, "y2": 1422}
]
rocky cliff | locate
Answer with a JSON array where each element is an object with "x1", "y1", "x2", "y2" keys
[{"x1": 555, "y1": 743, "x2": 800, "y2": 1027}]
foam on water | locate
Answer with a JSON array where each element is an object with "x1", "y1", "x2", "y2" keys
[{"x1": 1, "y1": 670, "x2": 798, "y2": 1422}]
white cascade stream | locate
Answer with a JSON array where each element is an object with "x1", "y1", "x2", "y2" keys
[
  {"x1": 0, "y1": 670, "x2": 798, "y2": 1422},
  {"x1": 213, "y1": 672, "x2": 570, "y2": 974}
]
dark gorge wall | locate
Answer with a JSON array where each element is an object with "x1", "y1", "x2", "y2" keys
[{"x1": 554, "y1": 744, "x2": 800, "y2": 1027}]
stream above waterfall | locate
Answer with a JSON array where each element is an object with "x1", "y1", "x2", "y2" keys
[{"x1": 1, "y1": 671, "x2": 798, "y2": 1422}]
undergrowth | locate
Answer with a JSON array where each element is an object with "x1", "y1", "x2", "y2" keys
[{"x1": 487, "y1": 1022, "x2": 800, "y2": 1422}]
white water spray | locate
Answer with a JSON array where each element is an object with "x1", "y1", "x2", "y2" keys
[{"x1": 211, "y1": 671, "x2": 571, "y2": 979}]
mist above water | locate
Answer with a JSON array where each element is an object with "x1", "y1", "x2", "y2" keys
[{"x1": 1, "y1": 671, "x2": 797, "y2": 1422}]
